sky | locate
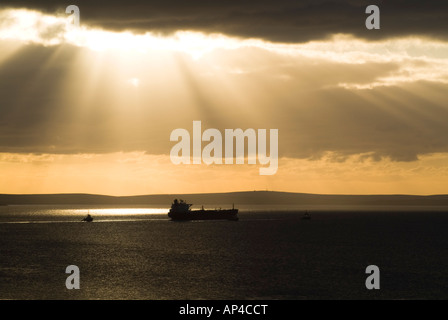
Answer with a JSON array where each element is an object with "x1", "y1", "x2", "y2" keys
[{"x1": 1, "y1": 1, "x2": 448, "y2": 195}]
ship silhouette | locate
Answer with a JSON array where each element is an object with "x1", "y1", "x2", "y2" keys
[{"x1": 168, "y1": 199, "x2": 238, "y2": 221}]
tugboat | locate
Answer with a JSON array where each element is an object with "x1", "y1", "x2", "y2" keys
[
  {"x1": 168, "y1": 199, "x2": 238, "y2": 221},
  {"x1": 82, "y1": 213, "x2": 94, "y2": 222}
]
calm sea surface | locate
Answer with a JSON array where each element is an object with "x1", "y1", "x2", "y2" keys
[{"x1": 1, "y1": 204, "x2": 448, "y2": 299}]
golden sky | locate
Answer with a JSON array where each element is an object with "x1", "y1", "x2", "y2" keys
[{"x1": 1, "y1": 4, "x2": 448, "y2": 195}]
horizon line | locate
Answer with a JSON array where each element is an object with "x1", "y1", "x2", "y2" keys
[{"x1": 1, "y1": 190, "x2": 448, "y2": 197}]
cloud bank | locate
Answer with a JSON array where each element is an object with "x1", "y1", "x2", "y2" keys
[
  {"x1": 2, "y1": 1, "x2": 448, "y2": 43},
  {"x1": 0, "y1": 5, "x2": 448, "y2": 164}
]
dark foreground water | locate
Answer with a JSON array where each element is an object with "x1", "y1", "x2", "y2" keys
[{"x1": 1, "y1": 205, "x2": 448, "y2": 300}]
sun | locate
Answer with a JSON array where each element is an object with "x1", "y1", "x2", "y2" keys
[{"x1": 127, "y1": 77, "x2": 140, "y2": 87}]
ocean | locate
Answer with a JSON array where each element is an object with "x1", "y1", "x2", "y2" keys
[{"x1": 1, "y1": 204, "x2": 448, "y2": 300}]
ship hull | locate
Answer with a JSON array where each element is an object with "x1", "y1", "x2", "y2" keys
[{"x1": 169, "y1": 209, "x2": 239, "y2": 221}]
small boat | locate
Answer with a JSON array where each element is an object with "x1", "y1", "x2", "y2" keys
[
  {"x1": 302, "y1": 211, "x2": 311, "y2": 220},
  {"x1": 82, "y1": 214, "x2": 93, "y2": 222}
]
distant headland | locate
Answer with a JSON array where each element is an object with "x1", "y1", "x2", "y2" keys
[{"x1": 1, "y1": 191, "x2": 448, "y2": 206}]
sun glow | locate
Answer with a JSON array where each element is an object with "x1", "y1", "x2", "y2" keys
[{"x1": 0, "y1": 8, "x2": 248, "y2": 58}]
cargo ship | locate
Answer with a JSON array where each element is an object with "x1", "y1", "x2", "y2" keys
[{"x1": 168, "y1": 199, "x2": 238, "y2": 221}]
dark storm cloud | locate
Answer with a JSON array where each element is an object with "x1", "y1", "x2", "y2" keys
[
  {"x1": 1, "y1": 0, "x2": 448, "y2": 43},
  {"x1": 278, "y1": 82, "x2": 448, "y2": 162}
]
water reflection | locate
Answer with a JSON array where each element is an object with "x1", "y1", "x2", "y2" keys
[{"x1": 72, "y1": 208, "x2": 168, "y2": 215}]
